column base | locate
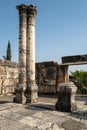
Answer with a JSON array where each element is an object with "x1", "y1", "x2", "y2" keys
[
  {"x1": 13, "y1": 84, "x2": 38, "y2": 104},
  {"x1": 13, "y1": 87, "x2": 22, "y2": 103},
  {"x1": 13, "y1": 84, "x2": 27, "y2": 104},
  {"x1": 26, "y1": 84, "x2": 38, "y2": 103}
]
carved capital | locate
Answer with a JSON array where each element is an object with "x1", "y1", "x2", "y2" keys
[
  {"x1": 27, "y1": 5, "x2": 37, "y2": 17},
  {"x1": 16, "y1": 4, "x2": 37, "y2": 17},
  {"x1": 16, "y1": 4, "x2": 28, "y2": 15}
]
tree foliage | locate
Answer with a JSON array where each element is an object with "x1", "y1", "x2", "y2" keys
[
  {"x1": 6, "y1": 41, "x2": 11, "y2": 60},
  {"x1": 3, "y1": 40, "x2": 11, "y2": 61},
  {"x1": 70, "y1": 71, "x2": 87, "y2": 94}
]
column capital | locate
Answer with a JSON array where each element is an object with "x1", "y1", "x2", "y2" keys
[
  {"x1": 16, "y1": 4, "x2": 28, "y2": 14},
  {"x1": 16, "y1": 4, "x2": 37, "y2": 17},
  {"x1": 28, "y1": 5, "x2": 37, "y2": 17}
]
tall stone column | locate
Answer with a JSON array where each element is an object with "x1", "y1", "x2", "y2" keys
[
  {"x1": 13, "y1": 4, "x2": 27, "y2": 104},
  {"x1": 26, "y1": 5, "x2": 38, "y2": 103}
]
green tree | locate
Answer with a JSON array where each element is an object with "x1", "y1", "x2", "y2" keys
[
  {"x1": 6, "y1": 40, "x2": 11, "y2": 60},
  {"x1": 3, "y1": 41, "x2": 12, "y2": 61},
  {"x1": 70, "y1": 71, "x2": 87, "y2": 94}
]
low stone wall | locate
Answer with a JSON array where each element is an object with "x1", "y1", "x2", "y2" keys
[
  {"x1": 36, "y1": 61, "x2": 58, "y2": 94},
  {"x1": 0, "y1": 60, "x2": 18, "y2": 95},
  {"x1": 0, "y1": 60, "x2": 68, "y2": 95}
]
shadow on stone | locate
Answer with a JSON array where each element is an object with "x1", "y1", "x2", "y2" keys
[
  {"x1": 25, "y1": 103, "x2": 55, "y2": 111},
  {"x1": 62, "y1": 119, "x2": 86, "y2": 130},
  {"x1": 0, "y1": 101, "x2": 11, "y2": 104},
  {"x1": 70, "y1": 110, "x2": 87, "y2": 120}
]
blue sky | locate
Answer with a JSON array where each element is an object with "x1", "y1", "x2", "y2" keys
[{"x1": 0, "y1": 0, "x2": 87, "y2": 71}]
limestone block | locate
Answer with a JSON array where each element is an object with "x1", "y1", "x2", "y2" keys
[
  {"x1": 57, "y1": 82, "x2": 77, "y2": 93},
  {"x1": 1, "y1": 86, "x2": 6, "y2": 95},
  {"x1": 0, "y1": 79, "x2": 2, "y2": 94},
  {"x1": 56, "y1": 82, "x2": 77, "y2": 112},
  {"x1": 39, "y1": 85, "x2": 56, "y2": 94},
  {"x1": 3, "y1": 78, "x2": 17, "y2": 86},
  {"x1": 0, "y1": 66, "x2": 6, "y2": 75},
  {"x1": 0, "y1": 79, "x2": 2, "y2": 85},
  {"x1": 38, "y1": 122, "x2": 65, "y2": 130},
  {"x1": 44, "y1": 79, "x2": 56, "y2": 86},
  {"x1": 41, "y1": 67, "x2": 57, "y2": 79},
  {"x1": 5, "y1": 86, "x2": 15, "y2": 94},
  {"x1": 6, "y1": 67, "x2": 18, "y2": 79},
  {"x1": 26, "y1": 84, "x2": 38, "y2": 103},
  {"x1": 62, "y1": 54, "x2": 87, "y2": 63}
]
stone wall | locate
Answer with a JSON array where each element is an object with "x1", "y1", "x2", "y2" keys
[
  {"x1": 57, "y1": 65, "x2": 69, "y2": 84},
  {"x1": 36, "y1": 61, "x2": 58, "y2": 94},
  {"x1": 0, "y1": 60, "x2": 18, "y2": 95},
  {"x1": 0, "y1": 60, "x2": 68, "y2": 95}
]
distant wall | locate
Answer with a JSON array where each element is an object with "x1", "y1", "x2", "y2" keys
[{"x1": 0, "y1": 60, "x2": 68, "y2": 95}]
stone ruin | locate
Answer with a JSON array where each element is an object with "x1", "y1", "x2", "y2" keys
[
  {"x1": 2, "y1": 4, "x2": 87, "y2": 112},
  {"x1": 0, "y1": 60, "x2": 68, "y2": 96},
  {"x1": 0, "y1": 59, "x2": 77, "y2": 112}
]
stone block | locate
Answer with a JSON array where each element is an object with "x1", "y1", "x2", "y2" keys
[
  {"x1": 0, "y1": 66, "x2": 6, "y2": 75},
  {"x1": 3, "y1": 78, "x2": 17, "y2": 86},
  {"x1": 26, "y1": 84, "x2": 38, "y2": 103},
  {"x1": 0, "y1": 79, "x2": 2, "y2": 94},
  {"x1": 6, "y1": 67, "x2": 18, "y2": 79},
  {"x1": 62, "y1": 54, "x2": 87, "y2": 63},
  {"x1": 56, "y1": 82, "x2": 77, "y2": 112},
  {"x1": 38, "y1": 85, "x2": 56, "y2": 94},
  {"x1": 6, "y1": 86, "x2": 15, "y2": 94},
  {"x1": 44, "y1": 79, "x2": 56, "y2": 86}
]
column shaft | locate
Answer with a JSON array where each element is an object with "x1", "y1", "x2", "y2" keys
[
  {"x1": 13, "y1": 5, "x2": 27, "y2": 104},
  {"x1": 26, "y1": 6, "x2": 38, "y2": 103},
  {"x1": 19, "y1": 9, "x2": 27, "y2": 104}
]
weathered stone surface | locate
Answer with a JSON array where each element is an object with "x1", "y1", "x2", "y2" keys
[
  {"x1": 3, "y1": 79, "x2": 17, "y2": 86},
  {"x1": 57, "y1": 82, "x2": 77, "y2": 93},
  {"x1": 0, "y1": 60, "x2": 69, "y2": 95},
  {"x1": 26, "y1": 4, "x2": 38, "y2": 103},
  {"x1": 62, "y1": 119, "x2": 86, "y2": 130},
  {"x1": 0, "y1": 66, "x2": 6, "y2": 75},
  {"x1": 0, "y1": 60, "x2": 18, "y2": 95},
  {"x1": 0, "y1": 97, "x2": 86, "y2": 130},
  {"x1": 0, "y1": 59, "x2": 70, "y2": 96},
  {"x1": 62, "y1": 54, "x2": 87, "y2": 63},
  {"x1": 56, "y1": 82, "x2": 77, "y2": 112},
  {"x1": 36, "y1": 61, "x2": 58, "y2": 94},
  {"x1": 0, "y1": 59, "x2": 18, "y2": 67},
  {"x1": 7, "y1": 67, "x2": 18, "y2": 78}
]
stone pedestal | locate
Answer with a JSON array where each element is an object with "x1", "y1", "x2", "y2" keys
[{"x1": 56, "y1": 82, "x2": 77, "y2": 112}]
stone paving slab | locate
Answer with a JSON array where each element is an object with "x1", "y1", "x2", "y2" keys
[
  {"x1": 62, "y1": 119, "x2": 87, "y2": 130},
  {"x1": 0, "y1": 116, "x2": 37, "y2": 130},
  {"x1": 0, "y1": 95, "x2": 86, "y2": 130},
  {"x1": 0, "y1": 102, "x2": 86, "y2": 130},
  {"x1": 0, "y1": 103, "x2": 22, "y2": 111}
]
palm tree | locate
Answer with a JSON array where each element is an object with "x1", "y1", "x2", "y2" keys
[{"x1": 70, "y1": 71, "x2": 87, "y2": 94}]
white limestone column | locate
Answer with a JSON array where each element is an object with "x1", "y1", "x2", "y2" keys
[
  {"x1": 13, "y1": 4, "x2": 27, "y2": 104},
  {"x1": 26, "y1": 5, "x2": 38, "y2": 103}
]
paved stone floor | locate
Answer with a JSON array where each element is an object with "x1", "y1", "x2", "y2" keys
[{"x1": 0, "y1": 95, "x2": 86, "y2": 130}]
